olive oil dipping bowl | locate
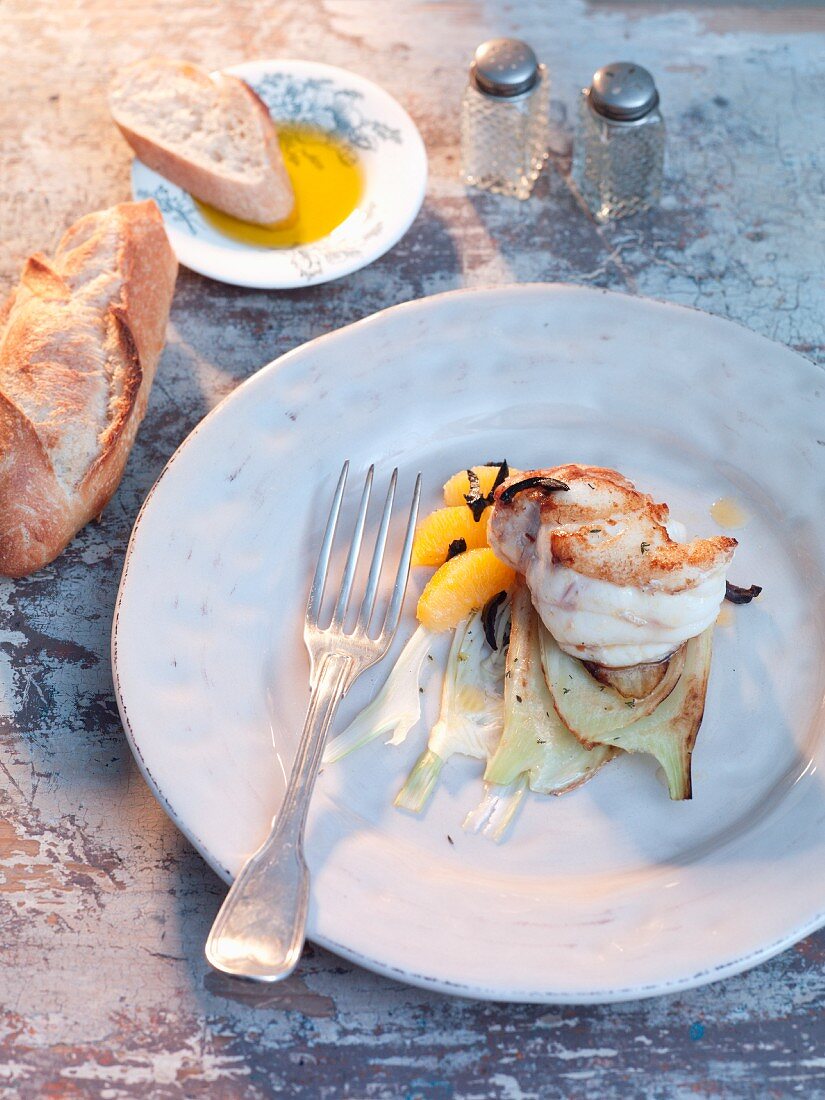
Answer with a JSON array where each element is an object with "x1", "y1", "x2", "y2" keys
[{"x1": 131, "y1": 59, "x2": 428, "y2": 289}]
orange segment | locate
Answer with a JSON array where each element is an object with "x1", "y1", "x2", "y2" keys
[
  {"x1": 411, "y1": 506, "x2": 490, "y2": 567},
  {"x1": 443, "y1": 465, "x2": 522, "y2": 508},
  {"x1": 416, "y1": 548, "x2": 516, "y2": 632}
]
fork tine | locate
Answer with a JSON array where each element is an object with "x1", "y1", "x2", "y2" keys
[
  {"x1": 331, "y1": 465, "x2": 374, "y2": 627},
  {"x1": 306, "y1": 461, "x2": 348, "y2": 625},
  {"x1": 356, "y1": 468, "x2": 397, "y2": 633},
  {"x1": 381, "y1": 472, "x2": 421, "y2": 637}
]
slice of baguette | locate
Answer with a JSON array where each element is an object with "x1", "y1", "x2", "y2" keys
[
  {"x1": 0, "y1": 200, "x2": 178, "y2": 577},
  {"x1": 109, "y1": 58, "x2": 295, "y2": 225}
]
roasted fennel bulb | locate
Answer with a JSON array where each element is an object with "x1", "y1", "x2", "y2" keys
[
  {"x1": 542, "y1": 625, "x2": 713, "y2": 800},
  {"x1": 485, "y1": 578, "x2": 615, "y2": 794},
  {"x1": 323, "y1": 624, "x2": 435, "y2": 764},
  {"x1": 540, "y1": 627, "x2": 685, "y2": 741},
  {"x1": 395, "y1": 605, "x2": 508, "y2": 812}
]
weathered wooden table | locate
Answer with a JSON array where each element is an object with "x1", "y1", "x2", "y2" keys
[{"x1": 2, "y1": 1, "x2": 824, "y2": 1095}]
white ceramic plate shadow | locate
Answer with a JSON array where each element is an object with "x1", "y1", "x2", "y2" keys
[
  {"x1": 130, "y1": 59, "x2": 427, "y2": 289},
  {"x1": 113, "y1": 285, "x2": 825, "y2": 1003}
]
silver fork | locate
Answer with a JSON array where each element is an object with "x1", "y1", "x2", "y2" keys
[{"x1": 205, "y1": 462, "x2": 421, "y2": 982}]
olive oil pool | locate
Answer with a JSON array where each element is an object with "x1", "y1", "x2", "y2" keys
[{"x1": 196, "y1": 124, "x2": 364, "y2": 247}]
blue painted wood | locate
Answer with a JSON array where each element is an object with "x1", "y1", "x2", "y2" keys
[{"x1": 1, "y1": 0, "x2": 823, "y2": 1093}]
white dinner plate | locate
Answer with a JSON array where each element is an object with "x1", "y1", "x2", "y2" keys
[
  {"x1": 131, "y1": 59, "x2": 427, "y2": 288},
  {"x1": 113, "y1": 285, "x2": 825, "y2": 1003}
]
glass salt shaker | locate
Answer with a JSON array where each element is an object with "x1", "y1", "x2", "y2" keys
[
  {"x1": 571, "y1": 61, "x2": 665, "y2": 222},
  {"x1": 460, "y1": 38, "x2": 550, "y2": 200}
]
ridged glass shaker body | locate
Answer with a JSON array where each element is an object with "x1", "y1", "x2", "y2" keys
[
  {"x1": 572, "y1": 62, "x2": 665, "y2": 222},
  {"x1": 460, "y1": 38, "x2": 550, "y2": 200}
]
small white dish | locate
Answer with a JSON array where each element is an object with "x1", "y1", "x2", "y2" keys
[
  {"x1": 130, "y1": 59, "x2": 427, "y2": 289},
  {"x1": 113, "y1": 286, "x2": 825, "y2": 1002}
]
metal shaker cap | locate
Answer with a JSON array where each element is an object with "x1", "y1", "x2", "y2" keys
[
  {"x1": 589, "y1": 62, "x2": 659, "y2": 121},
  {"x1": 470, "y1": 38, "x2": 539, "y2": 98}
]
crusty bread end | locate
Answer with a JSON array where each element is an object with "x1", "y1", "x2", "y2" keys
[
  {"x1": 109, "y1": 58, "x2": 295, "y2": 225},
  {"x1": 0, "y1": 200, "x2": 178, "y2": 577}
]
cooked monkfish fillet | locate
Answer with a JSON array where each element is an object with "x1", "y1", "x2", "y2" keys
[{"x1": 488, "y1": 465, "x2": 736, "y2": 667}]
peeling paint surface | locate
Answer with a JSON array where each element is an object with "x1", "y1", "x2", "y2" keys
[{"x1": 1, "y1": 0, "x2": 824, "y2": 1095}]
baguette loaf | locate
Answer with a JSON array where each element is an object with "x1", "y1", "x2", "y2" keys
[
  {"x1": 109, "y1": 58, "x2": 295, "y2": 225},
  {"x1": 0, "y1": 200, "x2": 178, "y2": 577}
]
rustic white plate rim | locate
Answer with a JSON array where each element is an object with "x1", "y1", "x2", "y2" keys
[{"x1": 112, "y1": 284, "x2": 825, "y2": 1003}]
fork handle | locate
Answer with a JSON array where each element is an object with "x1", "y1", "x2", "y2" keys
[{"x1": 205, "y1": 652, "x2": 352, "y2": 981}]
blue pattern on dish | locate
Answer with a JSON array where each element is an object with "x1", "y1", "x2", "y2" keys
[
  {"x1": 251, "y1": 75, "x2": 402, "y2": 149},
  {"x1": 136, "y1": 183, "x2": 199, "y2": 233}
]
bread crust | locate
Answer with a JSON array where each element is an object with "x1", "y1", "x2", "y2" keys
[
  {"x1": 0, "y1": 200, "x2": 178, "y2": 577},
  {"x1": 110, "y1": 61, "x2": 295, "y2": 225}
]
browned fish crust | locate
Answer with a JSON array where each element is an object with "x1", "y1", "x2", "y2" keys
[{"x1": 492, "y1": 464, "x2": 737, "y2": 591}]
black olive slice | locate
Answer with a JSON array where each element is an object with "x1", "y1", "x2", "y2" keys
[
  {"x1": 482, "y1": 590, "x2": 508, "y2": 650},
  {"x1": 446, "y1": 538, "x2": 467, "y2": 561},
  {"x1": 498, "y1": 475, "x2": 569, "y2": 504},
  {"x1": 725, "y1": 581, "x2": 762, "y2": 604}
]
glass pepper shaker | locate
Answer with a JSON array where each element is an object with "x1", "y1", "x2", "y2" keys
[
  {"x1": 460, "y1": 38, "x2": 550, "y2": 200},
  {"x1": 571, "y1": 61, "x2": 665, "y2": 222}
]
